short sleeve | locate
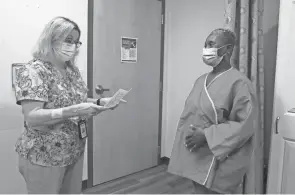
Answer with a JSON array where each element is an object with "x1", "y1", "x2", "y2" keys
[{"x1": 15, "y1": 63, "x2": 50, "y2": 105}]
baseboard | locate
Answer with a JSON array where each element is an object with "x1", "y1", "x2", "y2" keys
[
  {"x1": 82, "y1": 180, "x2": 88, "y2": 190},
  {"x1": 160, "y1": 156, "x2": 170, "y2": 165}
]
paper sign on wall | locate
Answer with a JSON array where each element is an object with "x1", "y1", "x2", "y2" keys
[{"x1": 121, "y1": 37, "x2": 137, "y2": 63}]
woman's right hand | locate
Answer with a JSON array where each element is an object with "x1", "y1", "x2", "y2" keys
[{"x1": 71, "y1": 103, "x2": 109, "y2": 117}]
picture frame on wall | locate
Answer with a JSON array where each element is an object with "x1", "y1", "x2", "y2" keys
[{"x1": 11, "y1": 63, "x2": 25, "y2": 90}]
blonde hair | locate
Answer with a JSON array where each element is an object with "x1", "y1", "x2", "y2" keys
[{"x1": 32, "y1": 16, "x2": 81, "y2": 65}]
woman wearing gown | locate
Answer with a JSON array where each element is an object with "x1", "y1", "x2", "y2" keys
[{"x1": 168, "y1": 28, "x2": 258, "y2": 194}]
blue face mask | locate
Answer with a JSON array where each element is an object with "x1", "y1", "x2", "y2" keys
[{"x1": 202, "y1": 44, "x2": 231, "y2": 67}]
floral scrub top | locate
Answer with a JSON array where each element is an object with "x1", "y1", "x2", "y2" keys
[{"x1": 14, "y1": 59, "x2": 88, "y2": 167}]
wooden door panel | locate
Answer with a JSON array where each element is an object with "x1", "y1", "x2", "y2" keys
[{"x1": 91, "y1": 0, "x2": 162, "y2": 185}]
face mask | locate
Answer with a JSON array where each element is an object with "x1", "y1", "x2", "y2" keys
[
  {"x1": 202, "y1": 44, "x2": 230, "y2": 67},
  {"x1": 54, "y1": 42, "x2": 77, "y2": 62}
]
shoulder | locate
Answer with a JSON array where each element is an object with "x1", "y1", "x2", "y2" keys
[
  {"x1": 228, "y1": 68, "x2": 257, "y2": 102},
  {"x1": 230, "y1": 68, "x2": 250, "y2": 81},
  {"x1": 193, "y1": 73, "x2": 208, "y2": 86},
  {"x1": 24, "y1": 59, "x2": 51, "y2": 73},
  {"x1": 228, "y1": 68, "x2": 254, "y2": 90},
  {"x1": 19, "y1": 59, "x2": 52, "y2": 82}
]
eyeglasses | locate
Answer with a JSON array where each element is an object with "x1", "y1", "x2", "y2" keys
[
  {"x1": 75, "y1": 41, "x2": 82, "y2": 48},
  {"x1": 64, "y1": 40, "x2": 82, "y2": 48}
]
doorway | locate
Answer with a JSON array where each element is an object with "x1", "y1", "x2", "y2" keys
[{"x1": 86, "y1": 0, "x2": 165, "y2": 188}]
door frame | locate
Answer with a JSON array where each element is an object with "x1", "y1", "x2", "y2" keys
[{"x1": 84, "y1": 0, "x2": 166, "y2": 189}]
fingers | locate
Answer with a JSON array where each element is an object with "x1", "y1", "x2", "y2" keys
[
  {"x1": 187, "y1": 128, "x2": 195, "y2": 136},
  {"x1": 184, "y1": 135, "x2": 203, "y2": 152},
  {"x1": 185, "y1": 134, "x2": 193, "y2": 140},
  {"x1": 107, "y1": 103, "x2": 118, "y2": 110},
  {"x1": 186, "y1": 141, "x2": 196, "y2": 150},
  {"x1": 189, "y1": 125, "x2": 204, "y2": 133},
  {"x1": 184, "y1": 138, "x2": 193, "y2": 148},
  {"x1": 120, "y1": 99, "x2": 127, "y2": 103},
  {"x1": 185, "y1": 136, "x2": 192, "y2": 144},
  {"x1": 90, "y1": 99, "x2": 126, "y2": 114},
  {"x1": 184, "y1": 140, "x2": 197, "y2": 152},
  {"x1": 91, "y1": 104, "x2": 108, "y2": 111},
  {"x1": 185, "y1": 131, "x2": 195, "y2": 141},
  {"x1": 88, "y1": 111, "x2": 100, "y2": 116},
  {"x1": 86, "y1": 106, "x2": 108, "y2": 117},
  {"x1": 110, "y1": 105, "x2": 118, "y2": 110},
  {"x1": 189, "y1": 145, "x2": 198, "y2": 152},
  {"x1": 187, "y1": 129, "x2": 203, "y2": 139}
]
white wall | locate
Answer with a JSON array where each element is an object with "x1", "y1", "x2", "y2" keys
[
  {"x1": 0, "y1": 0, "x2": 234, "y2": 192},
  {"x1": 0, "y1": 0, "x2": 88, "y2": 193},
  {"x1": 161, "y1": 0, "x2": 225, "y2": 157}
]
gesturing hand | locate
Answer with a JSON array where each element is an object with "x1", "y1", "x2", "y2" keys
[
  {"x1": 99, "y1": 97, "x2": 127, "y2": 110},
  {"x1": 185, "y1": 125, "x2": 207, "y2": 152},
  {"x1": 73, "y1": 103, "x2": 110, "y2": 117}
]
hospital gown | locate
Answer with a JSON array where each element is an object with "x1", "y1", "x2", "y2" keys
[{"x1": 168, "y1": 68, "x2": 258, "y2": 194}]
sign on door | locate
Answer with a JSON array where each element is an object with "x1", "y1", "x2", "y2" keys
[{"x1": 121, "y1": 37, "x2": 137, "y2": 63}]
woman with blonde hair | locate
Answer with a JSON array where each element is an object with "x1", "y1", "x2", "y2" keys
[{"x1": 14, "y1": 16, "x2": 121, "y2": 194}]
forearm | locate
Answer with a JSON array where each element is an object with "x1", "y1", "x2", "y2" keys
[
  {"x1": 87, "y1": 98, "x2": 106, "y2": 106},
  {"x1": 204, "y1": 121, "x2": 254, "y2": 160},
  {"x1": 87, "y1": 98, "x2": 97, "y2": 104},
  {"x1": 32, "y1": 118, "x2": 65, "y2": 131},
  {"x1": 26, "y1": 105, "x2": 86, "y2": 127},
  {"x1": 40, "y1": 118, "x2": 64, "y2": 126}
]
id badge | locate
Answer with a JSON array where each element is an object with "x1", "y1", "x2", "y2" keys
[{"x1": 78, "y1": 120, "x2": 88, "y2": 139}]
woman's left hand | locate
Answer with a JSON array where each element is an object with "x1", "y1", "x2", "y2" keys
[
  {"x1": 185, "y1": 126, "x2": 207, "y2": 152},
  {"x1": 99, "y1": 97, "x2": 127, "y2": 110}
]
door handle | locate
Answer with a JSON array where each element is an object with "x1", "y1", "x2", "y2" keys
[
  {"x1": 275, "y1": 116, "x2": 280, "y2": 134},
  {"x1": 95, "y1": 85, "x2": 110, "y2": 95}
]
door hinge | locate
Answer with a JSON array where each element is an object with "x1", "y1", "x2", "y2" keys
[{"x1": 161, "y1": 14, "x2": 164, "y2": 25}]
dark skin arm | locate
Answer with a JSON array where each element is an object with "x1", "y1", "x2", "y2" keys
[{"x1": 185, "y1": 125, "x2": 207, "y2": 152}]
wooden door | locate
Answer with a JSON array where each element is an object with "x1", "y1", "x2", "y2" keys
[{"x1": 89, "y1": 0, "x2": 163, "y2": 185}]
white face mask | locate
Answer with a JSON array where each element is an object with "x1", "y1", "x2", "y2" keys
[
  {"x1": 202, "y1": 44, "x2": 230, "y2": 67},
  {"x1": 54, "y1": 42, "x2": 77, "y2": 62}
]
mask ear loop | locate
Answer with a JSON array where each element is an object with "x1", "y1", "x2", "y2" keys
[{"x1": 217, "y1": 44, "x2": 232, "y2": 57}]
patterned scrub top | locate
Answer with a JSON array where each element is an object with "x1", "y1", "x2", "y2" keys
[{"x1": 14, "y1": 59, "x2": 88, "y2": 167}]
